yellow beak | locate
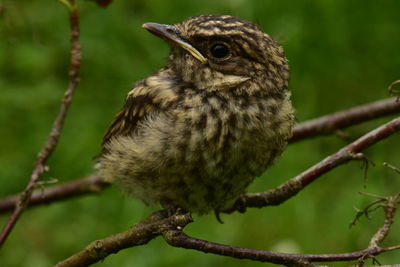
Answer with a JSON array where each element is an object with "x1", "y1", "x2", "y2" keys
[{"x1": 142, "y1": 22, "x2": 208, "y2": 64}]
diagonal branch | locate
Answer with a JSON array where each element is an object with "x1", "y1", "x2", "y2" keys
[
  {"x1": 225, "y1": 117, "x2": 400, "y2": 213},
  {"x1": 0, "y1": 0, "x2": 81, "y2": 246}
]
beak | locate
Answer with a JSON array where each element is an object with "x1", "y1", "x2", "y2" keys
[{"x1": 142, "y1": 22, "x2": 207, "y2": 64}]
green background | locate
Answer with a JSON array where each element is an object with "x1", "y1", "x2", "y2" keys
[{"x1": 1, "y1": 0, "x2": 400, "y2": 266}]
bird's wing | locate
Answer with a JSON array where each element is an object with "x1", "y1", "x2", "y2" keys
[
  {"x1": 101, "y1": 69, "x2": 180, "y2": 153},
  {"x1": 101, "y1": 84, "x2": 157, "y2": 151}
]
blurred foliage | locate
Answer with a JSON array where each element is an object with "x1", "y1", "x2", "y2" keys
[{"x1": 0, "y1": 0, "x2": 400, "y2": 266}]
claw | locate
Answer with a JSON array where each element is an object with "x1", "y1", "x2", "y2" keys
[
  {"x1": 214, "y1": 209, "x2": 224, "y2": 224},
  {"x1": 160, "y1": 199, "x2": 179, "y2": 217}
]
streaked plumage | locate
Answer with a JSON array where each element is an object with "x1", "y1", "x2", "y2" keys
[{"x1": 99, "y1": 15, "x2": 294, "y2": 214}]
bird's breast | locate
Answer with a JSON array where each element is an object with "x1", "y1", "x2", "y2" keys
[
  {"x1": 162, "y1": 89, "x2": 293, "y2": 175},
  {"x1": 99, "y1": 87, "x2": 293, "y2": 213}
]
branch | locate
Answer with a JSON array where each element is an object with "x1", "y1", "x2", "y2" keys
[
  {"x1": 1, "y1": 98, "x2": 399, "y2": 214},
  {"x1": 367, "y1": 193, "x2": 399, "y2": 249},
  {"x1": 59, "y1": 199, "x2": 400, "y2": 266},
  {"x1": 0, "y1": 175, "x2": 107, "y2": 213},
  {"x1": 225, "y1": 117, "x2": 400, "y2": 213},
  {"x1": 291, "y1": 97, "x2": 400, "y2": 142},
  {"x1": 163, "y1": 229, "x2": 399, "y2": 264},
  {"x1": 383, "y1": 162, "x2": 400, "y2": 174},
  {"x1": 55, "y1": 120, "x2": 400, "y2": 265},
  {"x1": 55, "y1": 211, "x2": 193, "y2": 267},
  {"x1": 0, "y1": 0, "x2": 81, "y2": 246},
  {"x1": 352, "y1": 193, "x2": 400, "y2": 266}
]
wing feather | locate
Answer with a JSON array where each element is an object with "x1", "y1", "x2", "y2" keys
[
  {"x1": 101, "y1": 69, "x2": 180, "y2": 154},
  {"x1": 101, "y1": 86, "x2": 156, "y2": 152}
]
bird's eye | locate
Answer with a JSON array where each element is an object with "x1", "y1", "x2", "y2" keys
[{"x1": 210, "y1": 44, "x2": 230, "y2": 59}]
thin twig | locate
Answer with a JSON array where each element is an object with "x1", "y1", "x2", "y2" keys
[
  {"x1": 354, "y1": 193, "x2": 400, "y2": 265},
  {"x1": 291, "y1": 97, "x2": 400, "y2": 142},
  {"x1": 368, "y1": 193, "x2": 400, "y2": 249},
  {"x1": 0, "y1": 0, "x2": 81, "y2": 246},
  {"x1": 349, "y1": 198, "x2": 385, "y2": 229},
  {"x1": 383, "y1": 162, "x2": 400, "y2": 174},
  {"x1": 163, "y1": 229, "x2": 399, "y2": 263},
  {"x1": 0, "y1": 175, "x2": 107, "y2": 213}
]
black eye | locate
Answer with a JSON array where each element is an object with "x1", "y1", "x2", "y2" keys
[{"x1": 210, "y1": 44, "x2": 229, "y2": 58}]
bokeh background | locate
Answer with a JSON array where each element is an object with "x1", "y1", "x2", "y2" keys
[{"x1": 1, "y1": 0, "x2": 399, "y2": 266}]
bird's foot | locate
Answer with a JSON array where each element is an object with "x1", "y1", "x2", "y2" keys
[
  {"x1": 160, "y1": 199, "x2": 185, "y2": 217},
  {"x1": 233, "y1": 195, "x2": 247, "y2": 213}
]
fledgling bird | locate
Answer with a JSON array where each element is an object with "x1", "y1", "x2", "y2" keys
[{"x1": 99, "y1": 15, "x2": 294, "y2": 215}]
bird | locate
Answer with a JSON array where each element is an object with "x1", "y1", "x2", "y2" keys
[{"x1": 98, "y1": 15, "x2": 294, "y2": 216}]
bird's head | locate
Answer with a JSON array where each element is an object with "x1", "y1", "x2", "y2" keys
[{"x1": 143, "y1": 15, "x2": 289, "y2": 95}]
